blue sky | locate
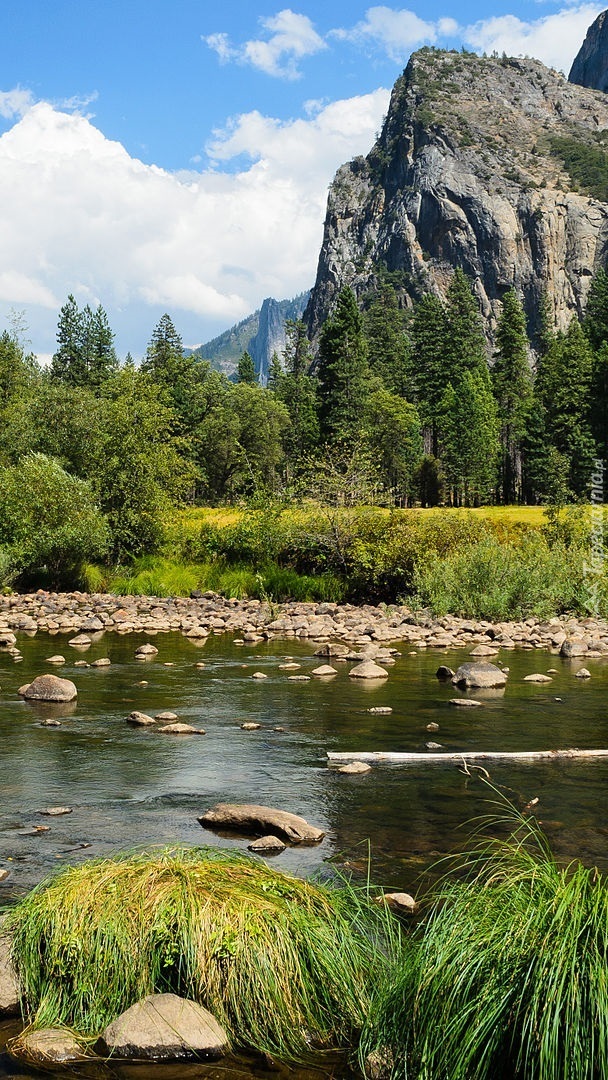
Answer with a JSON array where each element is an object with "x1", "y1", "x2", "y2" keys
[{"x1": 0, "y1": 1, "x2": 603, "y2": 357}]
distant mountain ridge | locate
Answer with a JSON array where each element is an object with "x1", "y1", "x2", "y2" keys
[{"x1": 193, "y1": 292, "x2": 309, "y2": 382}]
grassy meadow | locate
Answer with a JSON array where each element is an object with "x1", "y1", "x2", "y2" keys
[{"x1": 81, "y1": 502, "x2": 608, "y2": 620}]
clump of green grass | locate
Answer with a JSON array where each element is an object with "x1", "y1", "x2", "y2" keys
[
  {"x1": 5, "y1": 846, "x2": 399, "y2": 1062},
  {"x1": 361, "y1": 797, "x2": 608, "y2": 1080}
]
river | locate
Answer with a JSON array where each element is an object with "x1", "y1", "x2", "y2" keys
[{"x1": 1, "y1": 629, "x2": 607, "y2": 1076}]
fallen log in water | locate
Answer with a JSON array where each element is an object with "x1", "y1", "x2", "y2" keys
[{"x1": 327, "y1": 749, "x2": 608, "y2": 766}]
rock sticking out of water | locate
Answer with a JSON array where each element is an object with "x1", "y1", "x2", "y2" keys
[
  {"x1": 338, "y1": 761, "x2": 372, "y2": 774},
  {"x1": 377, "y1": 892, "x2": 418, "y2": 916},
  {"x1": 127, "y1": 711, "x2": 156, "y2": 726},
  {"x1": 452, "y1": 663, "x2": 507, "y2": 689},
  {"x1": 199, "y1": 803, "x2": 325, "y2": 843},
  {"x1": 524, "y1": 673, "x2": 553, "y2": 683},
  {"x1": 349, "y1": 660, "x2": 389, "y2": 680},
  {"x1": 248, "y1": 835, "x2": 287, "y2": 853},
  {"x1": 96, "y1": 994, "x2": 228, "y2": 1061},
  {"x1": 18, "y1": 674, "x2": 77, "y2": 702},
  {"x1": 312, "y1": 664, "x2": 338, "y2": 677},
  {"x1": 0, "y1": 928, "x2": 20, "y2": 1015}
]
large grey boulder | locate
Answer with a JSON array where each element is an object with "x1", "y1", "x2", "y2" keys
[
  {"x1": 18, "y1": 674, "x2": 77, "y2": 702},
  {"x1": 452, "y1": 663, "x2": 507, "y2": 689},
  {"x1": 97, "y1": 994, "x2": 228, "y2": 1060},
  {"x1": 199, "y1": 803, "x2": 325, "y2": 843}
]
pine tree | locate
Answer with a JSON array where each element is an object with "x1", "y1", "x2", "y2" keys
[
  {"x1": 84, "y1": 304, "x2": 117, "y2": 387},
  {"x1": 535, "y1": 318, "x2": 595, "y2": 498},
  {"x1": 363, "y1": 284, "x2": 411, "y2": 396},
  {"x1": 411, "y1": 292, "x2": 448, "y2": 456},
  {"x1": 267, "y1": 352, "x2": 283, "y2": 390},
  {"x1": 583, "y1": 267, "x2": 608, "y2": 350},
  {"x1": 317, "y1": 288, "x2": 371, "y2": 443},
  {"x1": 439, "y1": 370, "x2": 499, "y2": 506},
  {"x1": 276, "y1": 320, "x2": 319, "y2": 461},
  {"x1": 51, "y1": 295, "x2": 86, "y2": 386},
  {"x1": 236, "y1": 351, "x2": 256, "y2": 385},
  {"x1": 142, "y1": 314, "x2": 185, "y2": 386},
  {"x1": 444, "y1": 268, "x2": 490, "y2": 386},
  {"x1": 51, "y1": 296, "x2": 117, "y2": 389},
  {"x1": 492, "y1": 289, "x2": 533, "y2": 503},
  {"x1": 591, "y1": 342, "x2": 608, "y2": 462}
]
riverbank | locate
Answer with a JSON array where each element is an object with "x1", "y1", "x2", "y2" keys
[{"x1": 2, "y1": 591, "x2": 608, "y2": 654}]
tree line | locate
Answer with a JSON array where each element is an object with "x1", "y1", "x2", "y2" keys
[{"x1": 0, "y1": 266, "x2": 606, "y2": 578}]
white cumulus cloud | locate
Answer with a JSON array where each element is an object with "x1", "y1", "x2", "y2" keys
[
  {"x1": 204, "y1": 9, "x2": 326, "y2": 80},
  {"x1": 463, "y1": 3, "x2": 604, "y2": 73},
  {"x1": 0, "y1": 88, "x2": 389, "y2": 356},
  {"x1": 332, "y1": 6, "x2": 446, "y2": 60},
  {"x1": 0, "y1": 87, "x2": 35, "y2": 120}
]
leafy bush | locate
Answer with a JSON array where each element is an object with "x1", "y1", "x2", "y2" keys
[
  {"x1": 0, "y1": 453, "x2": 109, "y2": 586},
  {"x1": 412, "y1": 533, "x2": 593, "y2": 619}
]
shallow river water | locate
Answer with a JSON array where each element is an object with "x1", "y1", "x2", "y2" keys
[{"x1": 1, "y1": 629, "x2": 607, "y2": 1075}]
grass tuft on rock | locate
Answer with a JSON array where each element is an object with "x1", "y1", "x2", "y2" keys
[
  {"x1": 5, "y1": 846, "x2": 399, "y2": 1062},
  {"x1": 360, "y1": 800, "x2": 608, "y2": 1080}
]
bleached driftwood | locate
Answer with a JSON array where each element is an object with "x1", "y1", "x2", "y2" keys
[{"x1": 327, "y1": 749, "x2": 608, "y2": 766}]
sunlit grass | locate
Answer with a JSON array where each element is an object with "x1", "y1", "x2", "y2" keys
[
  {"x1": 6, "y1": 846, "x2": 400, "y2": 1061},
  {"x1": 360, "y1": 796, "x2": 608, "y2": 1080}
]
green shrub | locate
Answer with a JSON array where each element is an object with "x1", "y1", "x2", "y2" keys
[
  {"x1": 0, "y1": 453, "x2": 109, "y2": 586},
  {"x1": 412, "y1": 534, "x2": 595, "y2": 619}
]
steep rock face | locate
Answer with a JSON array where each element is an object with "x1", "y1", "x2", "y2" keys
[
  {"x1": 569, "y1": 10, "x2": 608, "y2": 92},
  {"x1": 250, "y1": 294, "x2": 308, "y2": 384},
  {"x1": 196, "y1": 292, "x2": 308, "y2": 381},
  {"x1": 306, "y1": 49, "x2": 608, "y2": 345}
]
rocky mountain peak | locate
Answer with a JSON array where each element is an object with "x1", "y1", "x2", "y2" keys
[
  {"x1": 569, "y1": 10, "x2": 608, "y2": 92},
  {"x1": 306, "y1": 47, "x2": 608, "y2": 346}
]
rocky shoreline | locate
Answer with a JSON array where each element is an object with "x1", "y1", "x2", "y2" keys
[{"x1": 1, "y1": 591, "x2": 607, "y2": 654}]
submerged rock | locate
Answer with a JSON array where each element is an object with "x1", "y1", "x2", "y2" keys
[
  {"x1": 97, "y1": 993, "x2": 228, "y2": 1060},
  {"x1": 12, "y1": 1028, "x2": 90, "y2": 1064},
  {"x1": 158, "y1": 723, "x2": 205, "y2": 735},
  {"x1": 199, "y1": 803, "x2": 325, "y2": 843}
]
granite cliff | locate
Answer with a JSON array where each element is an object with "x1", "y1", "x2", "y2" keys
[
  {"x1": 195, "y1": 293, "x2": 308, "y2": 382},
  {"x1": 306, "y1": 48, "x2": 608, "y2": 346},
  {"x1": 569, "y1": 10, "x2": 608, "y2": 92}
]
